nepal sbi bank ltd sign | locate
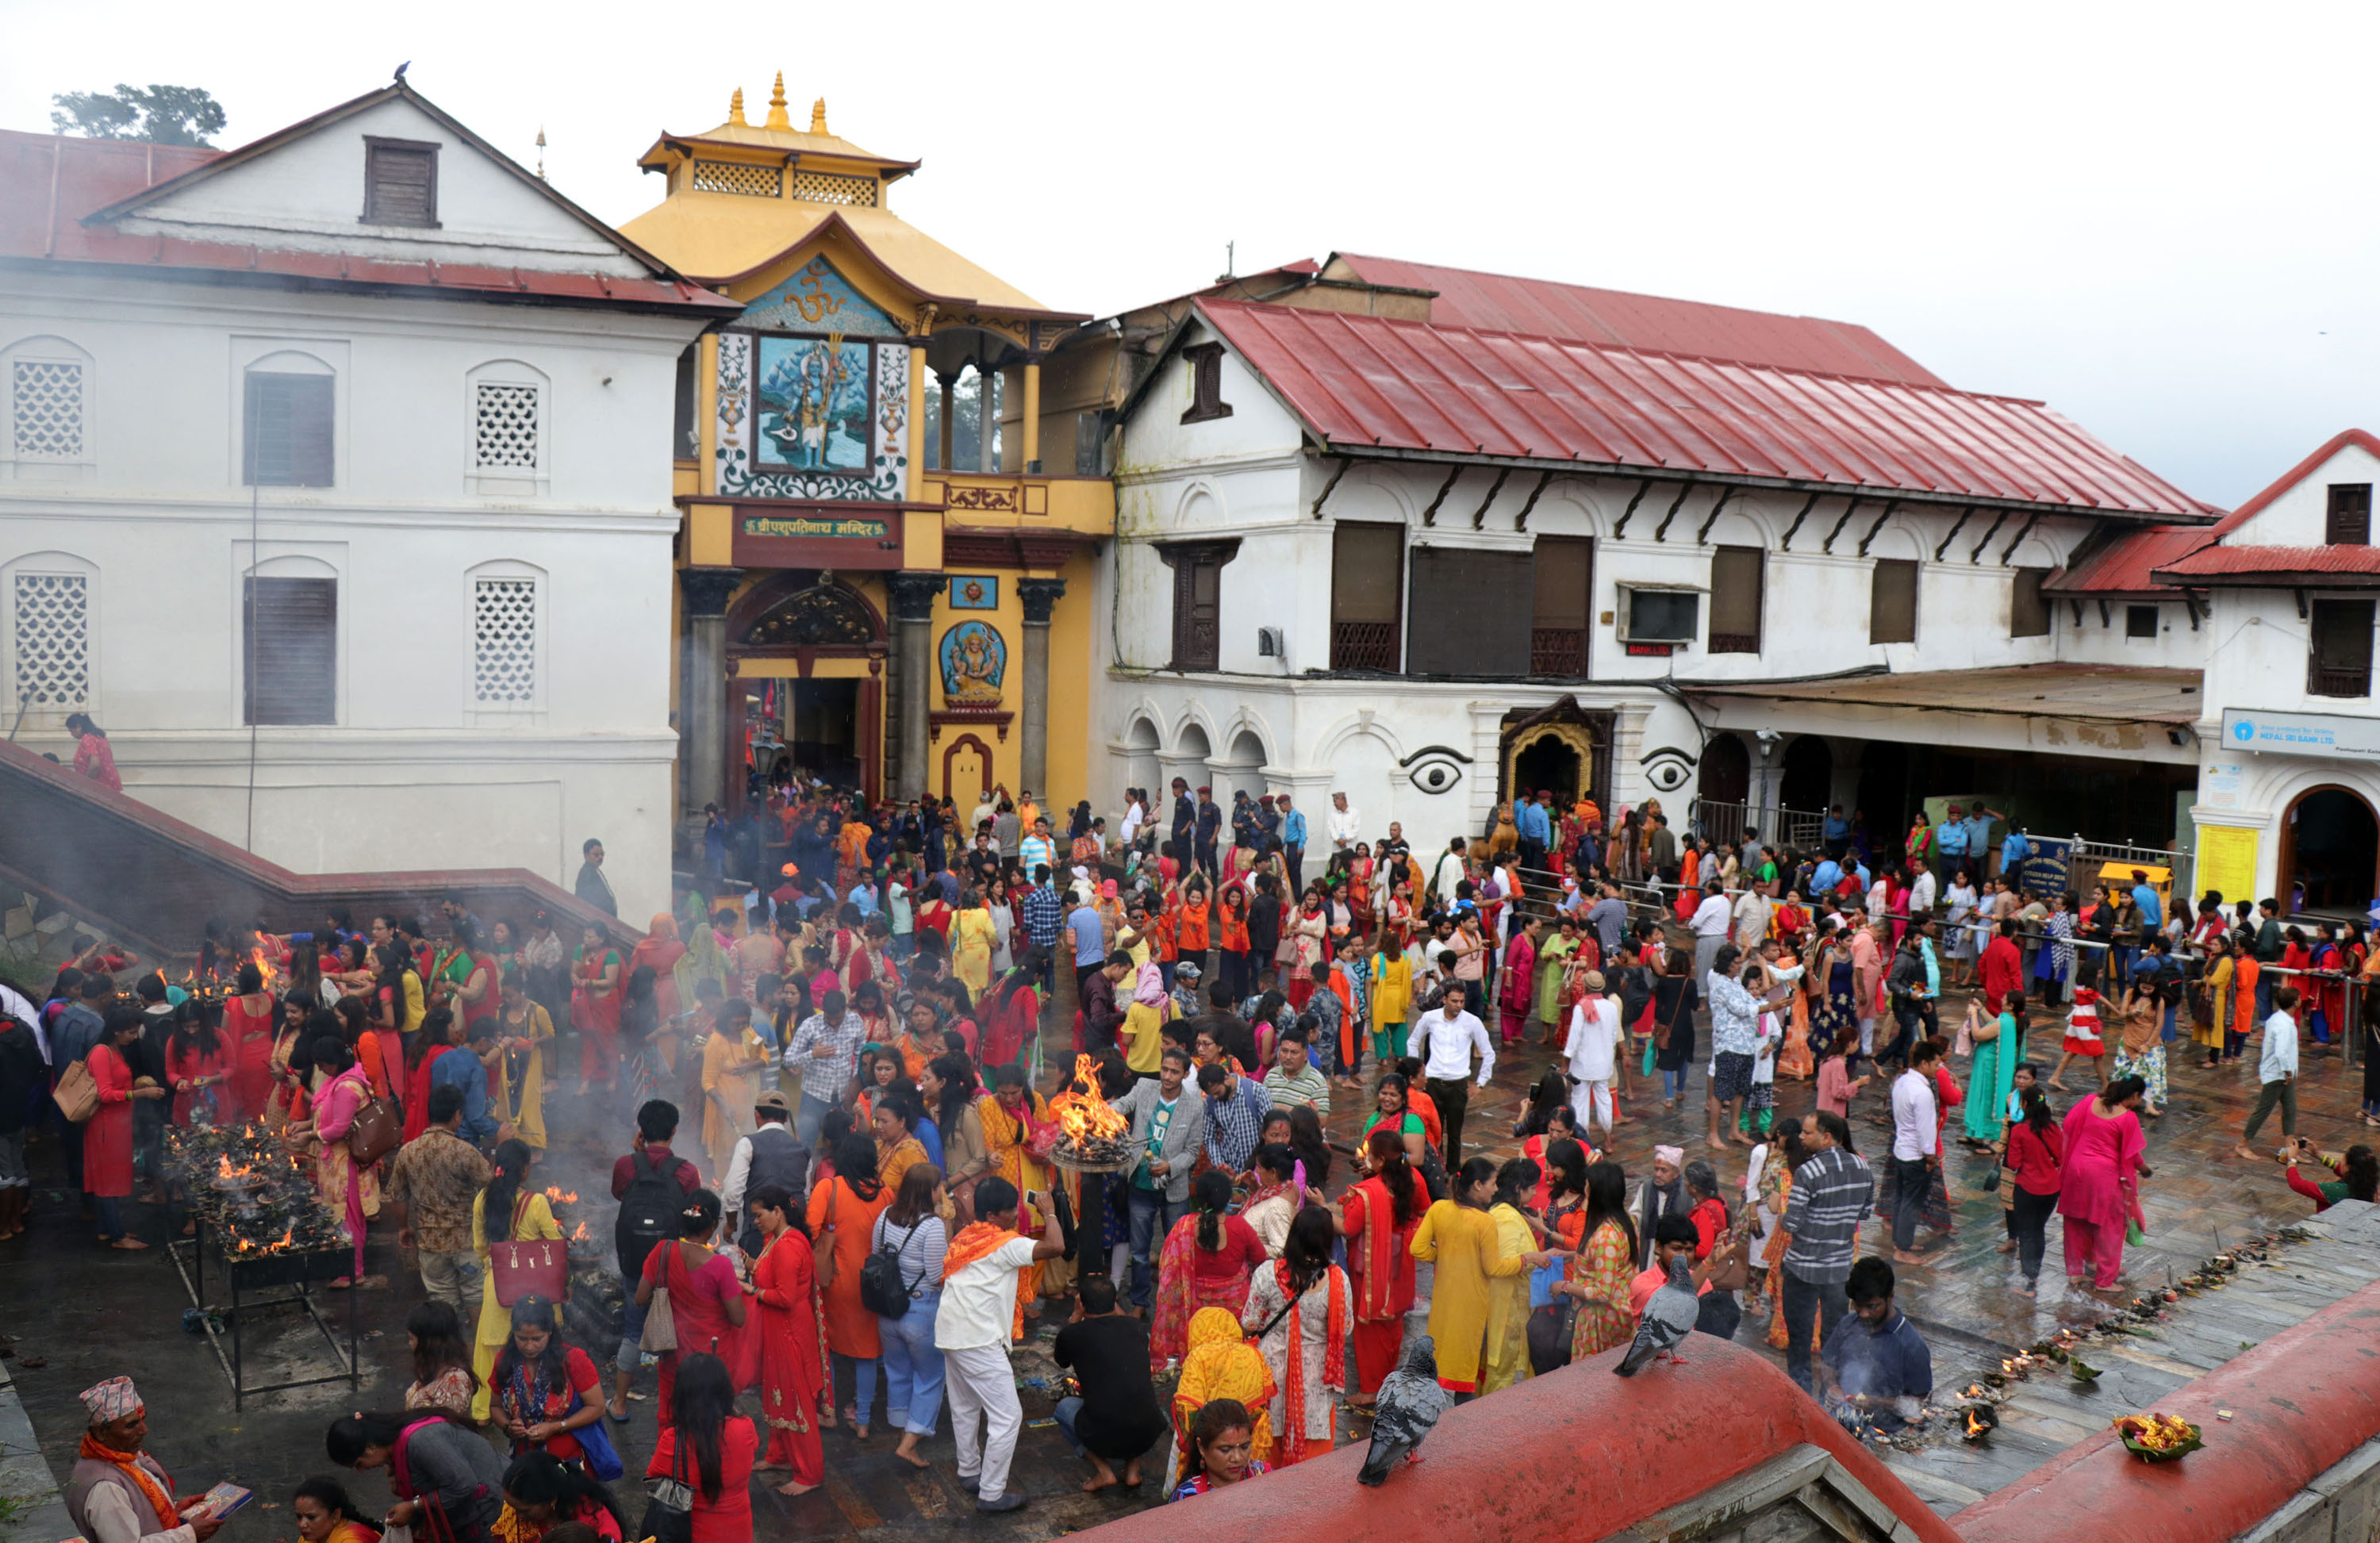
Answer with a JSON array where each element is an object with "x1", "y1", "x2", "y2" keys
[{"x1": 2222, "y1": 708, "x2": 2380, "y2": 762}]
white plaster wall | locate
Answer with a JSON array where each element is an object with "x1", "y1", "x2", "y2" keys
[
  {"x1": 2222, "y1": 441, "x2": 2380, "y2": 547},
  {"x1": 2197, "y1": 589, "x2": 2370, "y2": 726},
  {"x1": 119, "y1": 96, "x2": 646, "y2": 274}
]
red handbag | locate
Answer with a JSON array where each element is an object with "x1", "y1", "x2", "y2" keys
[{"x1": 488, "y1": 1196, "x2": 569, "y2": 1307}]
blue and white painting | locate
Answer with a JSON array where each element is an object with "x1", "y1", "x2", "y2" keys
[{"x1": 754, "y1": 335, "x2": 873, "y2": 472}]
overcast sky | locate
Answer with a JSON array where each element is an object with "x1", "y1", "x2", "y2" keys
[{"x1": 6, "y1": 0, "x2": 2374, "y2": 509}]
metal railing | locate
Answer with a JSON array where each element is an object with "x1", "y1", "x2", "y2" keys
[
  {"x1": 1688, "y1": 798, "x2": 1826, "y2": 853},
  {"x1": 1330, "y1": 620, "x2": 1399, "y2": 672}
]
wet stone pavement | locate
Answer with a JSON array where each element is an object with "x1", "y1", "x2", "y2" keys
[{"x1": 0, "y1": 973, "x2": 2370, "y2": 1540}]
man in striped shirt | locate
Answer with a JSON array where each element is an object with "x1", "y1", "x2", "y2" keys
[{"x1": 1779, "y1": 1109, "x2": 1874, "y2": 1394}]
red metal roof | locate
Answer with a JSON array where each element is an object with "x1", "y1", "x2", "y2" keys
[
  {"x1": 2041, "y1": 525, "x2": 2213, "y2": 593},
  {"x1": 2205, "y1": 428, "x2": 2380, "y2": 537},
  {"x1": 2154, "y1": 544, "x2": 2380, "y2": 581},
  {"x1": 1199, "y1": 298, "x2": 2205, "y2": 517},
  {"x1": 0, "y1": 120, "x2": 735, "y2": 313},
  {"x1": 1329, "y1": 253, "x2": 1950, "y2": 388}
]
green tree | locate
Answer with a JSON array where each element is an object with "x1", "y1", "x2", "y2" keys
[{"x1": 51, "y1": 84, "x2": 225, "y2": 147}]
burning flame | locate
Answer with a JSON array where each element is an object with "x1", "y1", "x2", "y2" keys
[
  {"x1": 2001, "y1": 1359, "x2": 2017, "y2": 1375},
  {"x1": 543, "y1": 1186, "x2": 578, "y2": 1205},
  {"x1": 251, "y1": 948, "x2": 280, "y2": 991},
  {"x1": 1055, "y1": 1055, "x2": 1127, "y2": 1145},
  {"x1": 217, "y1": 1156, "x2": 255, "y2": 1180},
  {"x1": 570, "y1": 1223, "x2": 591, "y2": 1242},
  {"x1": 1965, "y1": 1409, "x2": 1992, "y2": 1440}
]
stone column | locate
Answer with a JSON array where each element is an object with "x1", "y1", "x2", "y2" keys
[
  {"x1": 977, "y1": 363, "x2": 997, "y2": 474},
  {"x1": 887, "y1": 572, "x2": 941, "y2": 803},
  {"x1": 1017, "y1": 577, "x2": 1066, "y2": 801},
  {"x1": 935, "y1": 371, "x2": 956, "y2": 470},
  {"x1": 1022, "y1": 359, "x2": 1042, "y2": 474},
  {"x1": 678, "y1": 567, "x2": 743, "y2": 819}
]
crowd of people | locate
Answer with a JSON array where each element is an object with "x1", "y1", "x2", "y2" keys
[{"x1": 10, "y1": 773, "x2": 2378, "y2": 1541}]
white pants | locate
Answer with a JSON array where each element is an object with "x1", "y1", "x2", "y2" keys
[
  {"x1": 1571, "y1": 1079, "x2": 1613, "y2": 1134},
  {"x1": 944, "y1": 1342, "x2": 1023, "y2": 1499},
  {"x1": 1857, "y1": 1016, "x2": 1877, "y2": 1055}
]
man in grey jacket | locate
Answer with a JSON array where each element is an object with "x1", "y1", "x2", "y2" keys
[{"x1": 1107, "y1": 1044, "x2": 1206, "y2": 1310}]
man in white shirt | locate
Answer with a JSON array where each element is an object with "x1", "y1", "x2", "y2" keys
[
  {"x1": 1433, "y1": 839, "x2": 1469, "y2": 912},
  {"x1": 1327, "y1": 792, "x2": 1361, "y2": 854},
  {"x1": 1415, "y1": 981, "x2": 1495, "y2": 1167},
  {"x1": 1731, "y1": 885, "x2": 1773, "y2": 951},
  {"x1": 1887, "y1": 1040, "x2": 1941, "y2": 1262},
  {"x1": 2236, "y1": 985, "x2": 2302, "y2": 1161},
  {"x1": 1562, "y1": 972, "x2": 1621, "y2": 1136},
  {"x1": 1905, "y1": 864, "x2": 1937, "y2": 921},
  {"x1": 1689, "y1": 880, "x2": 1732, "y2": 986},
  {"x1": 936, "y1": 1177, "x2": 1067, "y2": 1513},
  {"x1": 1120, "y1": 792, "x2": 1146, "y2": 850}
]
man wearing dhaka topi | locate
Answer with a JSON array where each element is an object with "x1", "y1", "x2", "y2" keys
[{"x1": 66, "y1": 1376, "x2": 228, "y2": 1543}]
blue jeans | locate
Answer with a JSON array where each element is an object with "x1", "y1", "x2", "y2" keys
[
  {"x1": 616, "y1": 1299, "x2": 647, "y2": 1373},
  {"x1": 878, "y1": 1294, "x2": 946, "y2": 1436},
  {"x1": 1054, "y1": 1395, "x2": 1085, "y2": 1456},
  {"x1": 1126, "y1": 1188, "x2": 1184, "y2": 1309},
  {"x1": 1662, "y1": 1066, "x2": 1688, "y2": 1101},
  {"x1": 836, "y1": 1352, "x2": 880, "y2": 1426},
  {"x1": 796, "y1": 1092, "x2": 834, "y2": 1150},
  {"x1": 94, "y1": 1196, "x2": 126, "y2": 1242}
]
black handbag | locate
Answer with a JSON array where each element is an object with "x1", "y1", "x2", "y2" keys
[{"x1": 639, "y1": 1442, "x2": 694, "y2": 1543}]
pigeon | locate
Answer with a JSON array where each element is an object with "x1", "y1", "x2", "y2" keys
[
  {"x1": 1614, "y1": 1253, "x2": 1700, "y2": 1376},
  {"x1": 1357, "y1": 1334, "x2": 1453, "y2": 1486}
]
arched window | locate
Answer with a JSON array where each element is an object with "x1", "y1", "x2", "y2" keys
[
  {"x1": 466, "y1": 359, "x2": 550, "y2": 494},
  {"x1": 243, "y1": 350, "x2": 336, "y2": 488},
  {"x1": 240, "y1": 553, "x2": 340, "y2": 725},
  {"x1": 466, "y1": 559, "x2": 546, "y2": 718},
  {"x1": 2, "y1": 550, "x2": 98, "y2": 728},
  {"x1": 3, "y1": 335, "x2": 95, "y2": 482}
]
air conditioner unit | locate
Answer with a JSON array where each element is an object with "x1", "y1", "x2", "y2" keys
[
  {"x1": 1257, "y1": 627, "x2": 1285, "y2": 658},
  {"x1": 1615, "y1": 583, "x2": 1704, "y2": 646}
]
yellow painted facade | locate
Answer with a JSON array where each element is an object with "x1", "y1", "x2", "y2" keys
[{"x1": 626, "y1": 77, "x2": 1111, "y2": 819}]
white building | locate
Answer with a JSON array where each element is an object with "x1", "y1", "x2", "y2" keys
[
  {"x1": 1088, "y1": 254, "x2": 2217, "y2": 862},
  {"x1": 0, "y1": 83, "x2": 733, "y2": 920}
]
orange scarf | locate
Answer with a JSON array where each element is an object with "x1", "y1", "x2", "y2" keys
[
  {"x1": 943, "y1": 1221, "x2": 1032, "y2": 1339},
  {"x1": 78, "y1": 1434, "x2": 177, "y2": 1532},
  {"x1": 1270, "y1": 1261, "x2": 1348, "y2": 1455}
]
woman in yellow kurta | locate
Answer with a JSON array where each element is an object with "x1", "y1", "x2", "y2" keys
[
  {"x1": 2194, "y1": 937, "x2": 2235, "y2": 1067},
  {"x1": 1172, "y1": 1307, "x2": 1276, "y2": 1474},
  {"x1": 1368, "y1": 942, "x2": 1412, "y2": 1064},
  {"x1": 1480, "y1": 1167, "x2": 1539, "y2": 1392},
  {"x1": 470, "y1": 1140, "x2": 559, "y2": 1421},
  {"x1": 949, "y1": 895, "x2": 997, "y2": 996},
  {"x1": 1409, "y1": 1159, "x2": 1549, "y2": 1394},
  {"x1": 701, "y1": 1009, "x2": 768, "y2": 1181},
  {"x1": 494, "y1": 971, "x2": 553, "y2": 1149}
]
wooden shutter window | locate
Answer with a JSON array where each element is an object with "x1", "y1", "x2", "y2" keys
[
  {"x1": 1330, "y1": 522, "x2": 1403, "y2": 670},
  {"x1": 1530, "y1": 535, "x2": 1592, "y2": 676},
  {"x1": 1405, "y1": 548, "x2": 1531, "y2": 676},
  {"x1": 1158, "y1": 539, "x2": 1236, "y2": 671},
  {"x1": 363, "y1": 138, "x2": 439, "y2": 227},
  {"x1": 244, "y1": 372, "x2": 335, "y2": 487},
  {"x1": 2125, "y1": 605, "x2": 2159, "y2": 639},
  {"x1": 2010, "y1": 568, "x2": 2051, "y2": 638},
  {"x1": 1869, "y1": 559, "x2": 1918, "y2": 645},
  {"x1": 1180, "y1": 344, "x2": 1234, "y2": 424},
  {"x1": 1707, "y1": 545, "x2": 1763, "y2": 653},
  {"x1": 2327, "y1": 484, "x2": 2372, "y2": 546},
  {"x1": 2309, "y1": 599, "x2": 2374, "y2": 698},
  {"x1": 244, "y1": 576, "x2": 337, "y2": 725}
]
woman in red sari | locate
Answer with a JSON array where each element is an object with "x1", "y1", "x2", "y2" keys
[
  {"x1": 1334, "y1": 1128, "x2": 1421, "y2": 1403},
  {"x1": 404, "y1": 1008, "x2": 462, "y2": 1144},
  {"x1": 742, "y1": 1185, "x2": 824, "y2": 1495},
  {"x1": 1149, "y1": 1170, "x2": 1269, "y2": 1371},
  {"x1": 87, "y1": 1011, "x2": 159, "y2": 1249},
  {"x1": 572, "y1": 925, "x2": 624, "y2": 1096},
  {"x1": 636, "y1": 1189, "x2": 750, "y2": 1423},
  {"x1": 221, "y1": 962, "x2": 280, "y2": 1123},
  {"x1": 163, "y1": 998, "x2": 230, "y2": 1127}
]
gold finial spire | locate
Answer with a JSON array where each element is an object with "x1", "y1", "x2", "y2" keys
[
  {"x1": 727, "y1": 87, "x2": 747, "y2": 128},
  {"x1": 763, "y1": 72, "x2": 791, "y2": 131},
  {"x1": 809, "y1": 98, "x2": 828, "y2": 135}
]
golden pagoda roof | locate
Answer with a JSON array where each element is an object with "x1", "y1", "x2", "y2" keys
[{"x1": 635, "y1": 76, "x2": 919, "y2": 180}]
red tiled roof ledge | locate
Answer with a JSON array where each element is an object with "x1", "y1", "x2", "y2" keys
[
  {"x1": 1197, "y1": 299, "x2": 2207, "y2": 520},
  {"x1": 2154, "y1": 544, "x2": 2380, "y2": 582}
]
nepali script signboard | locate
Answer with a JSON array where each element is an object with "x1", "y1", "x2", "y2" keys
[
  {"x1": 2221, "y1": 708, "x2": 2380, "y2": 762},
  {"x1": 731, "y1": 507, "x2": 904, "y2": 570}
]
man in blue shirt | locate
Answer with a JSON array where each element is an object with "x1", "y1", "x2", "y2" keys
[
  {"x1": 1811, "y1": 856, "x2": 1843, "y2": 898},
  {"x1": 1999, "y1": 823, "x2": 2032, "y2": 881},
  {"x1": 1933, "y1": 804, "x2": 1968, "y2": 884},
  {"x1": 2129, "y1": 870, "x2": 2163, "y2": 931},
  {"x1": 1069, "y1": 890, "x2": 1108, "y2": 999},
  {"x1": 1822, "y1": 805, "x2": 1850, "y2": 859},
  {"x1": 1819, "y1": 1257, "x2": 1931, "y2": 1430},
  {"x1": 1960, "y1": 805, "x2": 2002, "y2": 877},
  {"x1": 1276, "y1": 793, "x2": 1309, "y2": 893},
  {"x1": 1515, "y1": 789, "x2": 1553, "y2": 869}
]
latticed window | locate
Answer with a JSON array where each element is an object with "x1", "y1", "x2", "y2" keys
[
  {"x1": 11, "y1": 572, "x2": 90, "y2": 712},
  {"x1": 790, "y1": 171, "x2": 877, "y2": 207},
  {"x1": 473, "y1": 578, "x2": 536, "y2": 705},
  {"x1": 693, "y1": 160, "x2": 781, "y2": 197},
  {"x1": 474, "y1": 382, "x2": 539, "y2": 470},
  {"x1": 11, "y1": 360, "x2": 84, "y2": 461}
]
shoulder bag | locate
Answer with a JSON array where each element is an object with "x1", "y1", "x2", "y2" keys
[
  {"x1": 52, "y1": 1057, "x2": 98, "y2": 1124},
  {"x1": 812, "y1": 1178, "x2": 843, "y2": 1294},
  {"x1": 1705, "y1": 1231, "x2": 1753, "y2": 1293},
  {"x1": 639, "y1": 1439, "x2": 694, "y2": 1543},
  {"x1": 639, "y1": 1241, "x2": 679, "y2": 1353},
  {"x1": 489, "y1": 1196, "x2": 569, "y2": 1308},
  {"x1": 346, "y1": 1095, "x2": 405, "y2": 1166}
]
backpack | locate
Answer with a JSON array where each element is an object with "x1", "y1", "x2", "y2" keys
[
  {"x1": 614, "y1": 1150, "x2": 689, "y2": 1284},
  {"x1": 860, "y1": 1218, "x2": 924, "y2": 1319}
]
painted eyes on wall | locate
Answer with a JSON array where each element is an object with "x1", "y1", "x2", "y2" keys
[
  {"x1": 1401, "y1": 746, "x2": 1471, "y2": 796},
  {"x1": 1641, "y1": 747, "x2": 1697, "y2": 793}
]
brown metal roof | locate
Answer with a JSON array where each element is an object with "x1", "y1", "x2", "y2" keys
[{"x1": 1679, "y1": 662, "x2": 2205, "y2": 725}]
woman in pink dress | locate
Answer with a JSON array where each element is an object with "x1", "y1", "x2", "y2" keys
[
  {"x1": 301, "y1": 1039, "x2": 376, "y2": 1286},
  {"x1": 2056, "y1": 1075, "x2": 2151, "y2": 1292}
]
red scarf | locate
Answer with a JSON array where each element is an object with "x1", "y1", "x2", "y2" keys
[
  {"x1": 78, "y1": 1434, "x2": 176, "y2": 1531},
  {"x1": 1269, "y1": 1260, "x2": 1348, "y2": 1453}
]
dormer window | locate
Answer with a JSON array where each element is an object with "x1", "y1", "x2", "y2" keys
[
  {"x1": 363, "y1": 137, "x2": 439, "y2": 227},
  {"x1": 1181, "y1": 343, "x2": 1233, "y2": 425},
  {"x1": 2328, "y1": 483, "x2": 2370, "y2": 546}
]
